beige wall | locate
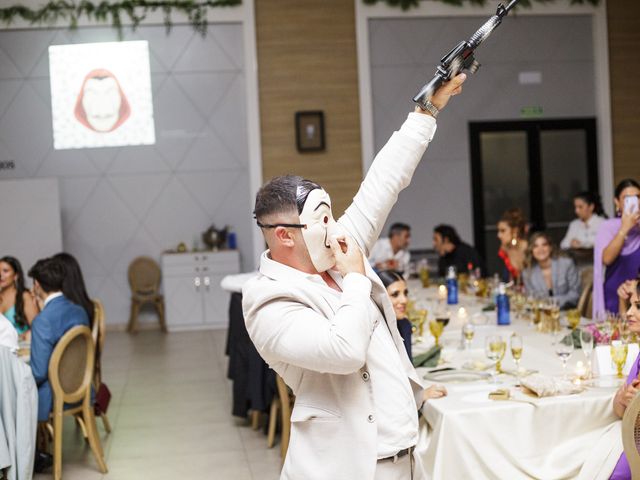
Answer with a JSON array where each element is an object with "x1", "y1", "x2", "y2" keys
[
  {"x1": 255, "y1": 0, "x2": 362, "y2": 217},
  {"x1": 255, "y1": 1, "x2": 638, "y2": 215},
  {"x1": 607, "y1": 0, "x2": 640, "y2": 186}
]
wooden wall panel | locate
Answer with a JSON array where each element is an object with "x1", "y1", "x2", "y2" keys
[
  {"x1": 607, "y1": 0, "x2": 640, "y2": 185},
  {"x1": 255, "y1": 0, "x2": 362, "y2": 216}
]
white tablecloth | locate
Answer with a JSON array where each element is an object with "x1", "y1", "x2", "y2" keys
[{"x1": 408, "y1": 281, "x2": 623, "y2": 480}]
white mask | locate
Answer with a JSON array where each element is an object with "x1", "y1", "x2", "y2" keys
[{"x1": 298, "y1": 189, "x2": 345, "y2": 272}]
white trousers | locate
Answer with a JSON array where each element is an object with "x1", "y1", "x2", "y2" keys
[{"x1": 374, "y1": 451, "x2": 426, "y2": 480}]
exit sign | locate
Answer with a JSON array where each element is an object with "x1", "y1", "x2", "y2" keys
[{"x1": 520, "y1": 106, "x2": 543, "y2": 118}]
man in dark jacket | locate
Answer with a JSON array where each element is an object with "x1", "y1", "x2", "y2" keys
[{"x1": 433, "y1": 224, "x2": 487, "y2": 278}]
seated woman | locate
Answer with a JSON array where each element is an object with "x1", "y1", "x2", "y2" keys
[
  {"x1": 378, "y1": 269, "x2": 446, "y2": 400},
  {"x1": 594, "y1": 179, "x2": 640, "y2": 317},
  {"x1": 0, "y1": 256, "x2": 38, "y2": 337},
  {"x1": 610, "y1": 281, "x2": 640, "y2": 479},
  {"x1": 496, "y1": 208, "x2": 529, "y2": 283},
  {"x1": 53, "y1": 252, "x2": 95, "y2": 329},
  {"x1": 522, "y1": 232, "x2": 581, "y2": 309},
  {"x1": 560, "y1": 191, "x2": 607, "y2": 249}
]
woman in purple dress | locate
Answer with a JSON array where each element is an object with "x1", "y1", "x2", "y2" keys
[
  {"x1": 610, "y1": 280, "x2": 640, "y2": 479},
  {"x1": 593, "y1": 179, "x2": 640, "y2": 317}
]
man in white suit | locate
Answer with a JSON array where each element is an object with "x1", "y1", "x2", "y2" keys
[{"x1": 243, "y1": 73, "x2": 466, "y2": 480}]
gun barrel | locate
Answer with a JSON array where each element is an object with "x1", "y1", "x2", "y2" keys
[{"x1": 504, "y1": 0, "x2": 520, "y2": 14}]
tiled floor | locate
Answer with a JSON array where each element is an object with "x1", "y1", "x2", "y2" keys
[{"x1": 34, "y1": 329, "x2": 282, "y2": 480}]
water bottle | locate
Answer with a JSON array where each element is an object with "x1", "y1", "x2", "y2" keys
[
  {"x1": 227, "y1": 231, "x2": 237, "y2": 250},
  {"x1": 446, "y1": 266, "x2": 458, "y2": 305},
  {"x1": 496, "y1": 282, "x2": 510, "y2": 325}
]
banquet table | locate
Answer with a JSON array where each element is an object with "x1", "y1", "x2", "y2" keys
[{"x1": 408, "y1": 280, "x2": 624, "y2": 480}]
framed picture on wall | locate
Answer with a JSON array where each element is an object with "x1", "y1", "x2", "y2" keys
[{"x1": 295, "y1": 111, "x2": 325, "y2": 152}]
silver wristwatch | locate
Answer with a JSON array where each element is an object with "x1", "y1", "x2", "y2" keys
[{"x1": 421, "y1": 100, "x2": 439, "y2": 118}]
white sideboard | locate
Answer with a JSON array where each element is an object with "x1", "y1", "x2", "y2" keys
[{"x1": 161, "y1": 251, "x2": 240, "y2": 331}]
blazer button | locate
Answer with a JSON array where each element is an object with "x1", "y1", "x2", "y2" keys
[
  {"x1": 367, "y1": 414, "x2": 375, "y2": 423},
  {"x1": 362, "y1": 371, "x2": 370, "y2": 381}
]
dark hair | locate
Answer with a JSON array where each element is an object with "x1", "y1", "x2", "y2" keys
[
  {"x1": 433, "y1": 224, "x2": 461, "y2": 246},
  {"x1": 28, "y1": 258, "x2": 65, "y2": 294},
  {"x1": 0, "y1": 256, "x2": 27, "y2": 329},
  {"x1": 573, "y1": 191, "x2": 607, "y2": 217},
  {"x1": 499, "y1": 208, "x2": 528, "y2": 239},
  {"x1": 388, "y1": 223, "x2": 410, "y2": 238},
  {"x1": 253, "y1": 175, "x2": 322, "y2": 223},
  {"x1": 52, "y1": 252, "x2": 94, "y2": 327},
  {"x1": 614, "y1": 178, "x2": 640, "y2": 200},
  {"x1": 378, "y1": 270, "x2": 405, "y2": 289}
]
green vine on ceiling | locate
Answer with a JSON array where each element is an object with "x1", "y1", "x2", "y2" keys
[
  {"x1": 364, "y1": 0, "x2": 600, "y2": 11},
  {"x1": 0, "y1": 0, "x2": 241, "y2": 36}
]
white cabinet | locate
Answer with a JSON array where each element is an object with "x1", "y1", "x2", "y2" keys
[{"x1": 161, "y1": 251, "x2": 240, "y2": 331}]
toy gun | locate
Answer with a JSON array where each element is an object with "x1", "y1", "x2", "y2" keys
[{"x1": 413, "y1": 0, "x2": 520, "y2": 109}]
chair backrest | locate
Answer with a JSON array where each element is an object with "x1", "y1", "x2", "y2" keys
[
  {"x1": 92, "y1": 299, "x2": 106, "y2": 388},
  {"x1": 622, "y1": 391, "x2": 640, "y2": 479},
  {"x1": 128, "y1": 256, "x2": 161, "y2": 295},
  {"x1": 577, "y1": 278, "x2": 593, "y2": 320},
  {"x1": 48, "y1": 326, "x2": 94, "y2": 405},
  {"x1": 580, "y1": 267, "x2": 593, "y2": 292}
]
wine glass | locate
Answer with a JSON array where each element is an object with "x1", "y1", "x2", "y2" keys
[
  {"x1": 429, "y1": 319, "x2": 444, "y2": 347},
  {"x1": 485, "y1": 335, "x2": 506, "y2": 377},
  {"x1": 555, "y1": 333, "x2": 574, "y2": 379},
  {"x1": 610, "y1": 341, "x2": 629, "y2": 379},
  {"x1": 510, "y1": 333, "x2": 523, "y2": 377},
  {"x1": 410, "y1": 309, "x2": 427, "y2": 343},
  {"x1": 566, "y1": 309, "x2": 581, "y2": 330},
  {"x1": 580, "y1": 329, "x2": 594, "y2": 378}
]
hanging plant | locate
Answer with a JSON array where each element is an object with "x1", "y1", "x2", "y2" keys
[
  {"x1": 363, "y1": 0, "x2": 600, "y2": 11},
  {"x1": 0, "y1": 0, "x2": 241, "y2": 36}
]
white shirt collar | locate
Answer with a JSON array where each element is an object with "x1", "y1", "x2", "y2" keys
[{"x1": 43, "y1": 291, "x2": 64, "y2": 308}]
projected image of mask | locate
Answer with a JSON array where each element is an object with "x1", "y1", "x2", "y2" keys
[
  {"x1": 74, "y1": 69, "x2": 131, "y2": 132},
  {"x1": 299, "y1": 189, "x2": 346, "y2": 272}
]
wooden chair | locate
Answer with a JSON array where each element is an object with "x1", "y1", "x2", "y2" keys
[
  {"x1": 127, "y1": 256, "x2": 166, "y2": 333},
  {"x1": 266, "y1": 375, "x2": 294, "y2": 460},
  {"x1": 47, "y1": 326, "x2": 108, "y2": 480},
  {"x1": 622, "y1": 390, "x2": 640, "y2": 479},
  {"x1": 577, "y1": 272, "x2": 593, "y2": 318},
  {"x1": 91, "y1": 299, "x2": 111, "y2": 433}
]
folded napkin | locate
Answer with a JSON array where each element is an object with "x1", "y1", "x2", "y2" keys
[
  {"x1": 412, "y1": 345, "x2": 442, "y2": 368},
  {"x1": 571, "y1": 328, "x2": 582, "y2": 349},
  {"x1": 520, "y1": 374, "x2": 585, "y2": 397}
]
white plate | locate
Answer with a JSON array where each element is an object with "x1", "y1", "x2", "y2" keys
[{"x1": 423, "y1": 369, "x2": 491, "y2": 383}]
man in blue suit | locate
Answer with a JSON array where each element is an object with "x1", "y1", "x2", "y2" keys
[{"x1": 28, "y1": 257, "x2": 89, "y2": 423}]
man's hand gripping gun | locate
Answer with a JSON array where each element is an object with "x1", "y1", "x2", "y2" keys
[{"x1": 413, "y1": 0, "x2": 520, "y2": 109}]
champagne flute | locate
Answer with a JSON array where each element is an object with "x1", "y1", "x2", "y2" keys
[
  {"x1": 510, "y1": 333, "x2": 523, "y2": 377},
  {"x1": 610, "y1": 341, "x2": 629, "y2": 379},
  {"x1": 555, "y1": 333, "x2": 574, "y2": 379},
  {"x1": 580, "y1": 329, "x2": 594, "y2": 378}
]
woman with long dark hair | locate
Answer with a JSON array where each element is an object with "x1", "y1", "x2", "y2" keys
[
  {"x1": 593, "y1": 178, "x2": 640, "y2": 316},
  {"x1": 52, "y1": 252, "x2": 95, "y2": 328},
  {"x1": 0, "y1": 256, "x2": 38, "y2": 336},
  {"x1": 496, "y1": 208, "x2": 529, "y2": 282},
  {"x1": 560, "y1": 191, "x2": 607, "y2": 249},
  {"x1": 378, "y1": 269, "x2": 446, "y2": 401}
]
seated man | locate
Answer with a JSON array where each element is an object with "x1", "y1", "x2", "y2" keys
[
  {"x1": 433, "y1": 224, "x2": 486, "y2": 278},
  {"x1": 368, "y1": 222, "x2": 411, "y2": 274},
  {"x1": 28, "y1": 258, "x2": 89, "y2": 423}
]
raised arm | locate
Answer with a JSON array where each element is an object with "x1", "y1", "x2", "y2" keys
[{"x1": 339, "y1": 74, "x2": 466, "y2": 255}]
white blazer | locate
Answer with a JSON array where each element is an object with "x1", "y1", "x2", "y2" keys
[{"x1": 243, "y1": 112, "x2": 436, "y2": 480}]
